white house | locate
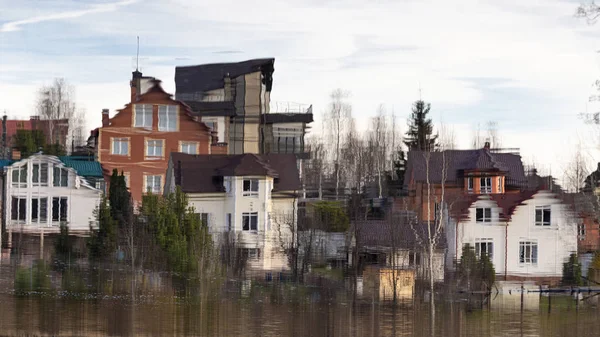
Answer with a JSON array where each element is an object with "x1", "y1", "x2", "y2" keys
[
  {"x1": 4, "y1": 154, "x2": 102, "y2": 238},
  {"x1": 446, "y1": 191, "x2": 578, "y2": 282},
  {"x1": 165, "y1": 152, "x2": 300, "y2": 271}
]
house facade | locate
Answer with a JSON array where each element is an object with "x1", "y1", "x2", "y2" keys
[
  {"x1": 96, "y1": 73, "x2": 213, "y2": 203},
  {"x1": 3, "y1": 154, "x2": 102, "y2": 239},
  {"x1": 175, "y1": 58, "x2": 313, "y2": 157},
  {"x1": 165, "y1": 152, "x2": 300, "y2": 271},
  {"x1": 446, "y1": 192, "x2": 577, "y2": 283}
]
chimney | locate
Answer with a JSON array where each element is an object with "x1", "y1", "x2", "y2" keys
[
  {"x1": 131, "y1": 70, "x2": 143, "y2": 102},
  {"x1": 484, "y1": 141, "x2": 490, "y2": 150},
  {"x1": 224, "y1": 73, "x2": 232, "y2": 101},
  {"x1": 102, "y1": 109, "x2": 110, "y2": 127},
  {"x1": 11, "y1": 148, "x2": 20, "y2": 161}
]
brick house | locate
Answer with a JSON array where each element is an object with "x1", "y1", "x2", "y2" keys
[{"x1": 97, "y1": 72, "x2": 214, "y2": 203}]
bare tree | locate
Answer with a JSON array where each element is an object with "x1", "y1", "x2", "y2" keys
[
  {"x1": 36, "y1": 78, "x2": 86, "y2": 151},
  {"x1": 576, "y1": 1, "x2": 600, "y2": 23},
  {"x1": 324, "y1": 89, "x2": 353, "y2": 199},
  {"x1": 368, "y1": 105, "x2": 389, "y2": 198},
  {"x1": 563, "y1": 142, "x2": 590, "y2": 193}
]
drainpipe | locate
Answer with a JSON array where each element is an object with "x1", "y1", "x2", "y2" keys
[{"x1": 504, "y1": 221, "x2": 508, "y2": 281}]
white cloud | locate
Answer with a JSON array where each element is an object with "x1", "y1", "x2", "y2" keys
[{"x1": 0, "y1": 0, "x2": 138, "y2": 33}]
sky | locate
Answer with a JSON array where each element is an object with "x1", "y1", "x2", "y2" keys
[{"x1": 1, "y1": 0, "x2": 600, "y2": 184}]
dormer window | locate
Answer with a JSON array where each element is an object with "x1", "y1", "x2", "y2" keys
[
  {"x1": 535, "y1": 206, "x2": 551, "y2": 226},
  {"x1": 134, "y1": 104, "x2": 153, "y2": 128},
  {"x1": 480, "y1": 177, "x2": 492, "y2": 194},
  {"x1": 476, "y1": 207, "x2": 492, "y2": 223},
  {"x1": 467, "y1": 177, "x2": 473, "y2": 191},
  {"x1": 158, "y1": 105, "x2": 177, "y2": 131},
  {"x1": 243, "y1": 179, "x2": 259, "y2": 197}
]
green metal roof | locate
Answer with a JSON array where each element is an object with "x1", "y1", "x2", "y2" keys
[
  {"x1": 59, "y1": 156, "x2": 103, "y2": 178},
  {"x1": 0, "y1": 160, "x2": 14, "y2": 169}
]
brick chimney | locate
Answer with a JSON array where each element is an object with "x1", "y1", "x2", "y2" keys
[
  {"x1": 102, "y1": 109, "x2": 110, "y2": 127},
  {"x1": 131, "y1": 70, "x2": 143, "y2": 102}
]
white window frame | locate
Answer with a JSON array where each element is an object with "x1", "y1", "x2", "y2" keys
[
  {"x1": 51, "y1": 196, "x2": 68, "y2": 224},
  {"x1": 475, "y1": 207, "x2": 492, "y2": 223},
  {"x1": 53, "y1": 167, "x2": 69, "y2": 187},
  {"x1": 519, "y1": 240, "x2": 538, "y2": 265},
  {"x1": 12, "y1": 165, "x2": 27, "y2": 188},
  {"x1": 535, "y1": 205, "x2": 551, "y2": 226},
  {"x1": 467, "y1": 177, "x2": 473, "y2": 191},
  {"x1": 145, "y1": 175, "x2": 162, "y2": 194},
  {"x1": 11, "y1": 197, "x2": 27, "y2": 222},
  {"x1": 158, "y1": 105, "x2": 177, "y2": 131},
  {"x1": 31, "y1": 197, "x2": 49, "y2": 225},
  {"x1": 578, "y1": 223, "x2": 586, "y2": 240},
  {"x1": 180, "y1": 141, "x2": 198, "y2": 155},
  {"x1": 243, "y1": 179, "x2": 259, "y2": 197},
  {"x1": 475, "y1": 238, "x2": 493, "y2": 259},
  {"x1": 134, "y1": 104, "x2": 153, "y2": 128},
  {"x1": 242, "y1": 212, "x2": 258, "y2": 231},
  {"x1": 497, "y1": 176, "x2": 503, "y2": 193},
  {"x1": 480, "y1": 177, "x2": 492, "y2": 194},
  {"x1": 32, "y1": 163, "x2": 49, "y2": 187},
  {"x1": 112, "y1": 138, "x2": 129, "y2": 156},
  {"x1": 146, "y1": 139, "x2": 164, "y2": 158}
]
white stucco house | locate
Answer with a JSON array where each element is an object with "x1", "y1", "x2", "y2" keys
[
  {"x1": 165, "y1": 152, "x2": 300, "y2": 271},
  {"x1": 3, "y1": 154, "x2": 102, "y2": 239},
  {"x1": 446, "y1": 191, "x2": 578, "y2": 282}
]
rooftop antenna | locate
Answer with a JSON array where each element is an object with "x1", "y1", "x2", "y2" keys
[{"x1": 136, "y1": 36, "x2": 140, "y2": 71}]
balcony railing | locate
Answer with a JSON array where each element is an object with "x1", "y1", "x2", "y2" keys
[{"x1": 269, "y1": 102, "x2": 312, "y2": 114}]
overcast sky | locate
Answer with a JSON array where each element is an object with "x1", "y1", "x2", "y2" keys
[{"x1": 1, "y1": 0, "x2": 600, "y2": 182}]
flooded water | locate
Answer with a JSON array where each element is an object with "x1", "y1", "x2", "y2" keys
[{"x1": 0, "y1": 262, "x2": 599, "y2": 336}]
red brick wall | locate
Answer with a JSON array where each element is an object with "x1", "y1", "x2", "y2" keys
[{"x1": 98, "y1": 88, "x2": 212, "y2": 203}]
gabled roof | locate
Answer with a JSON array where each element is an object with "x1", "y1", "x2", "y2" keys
[
  {"x1": 449, "y1": 190, "x2": 538, "y2": 222},
  {"x1": 170, "y1": 152, "x2": 300, "y2": 194},
  {"x1": 404, "y1": 149, "x2": 527, "y2": 188},
  {"x1": 175, "y1": 58, "x2": 275, "y2": 94}
]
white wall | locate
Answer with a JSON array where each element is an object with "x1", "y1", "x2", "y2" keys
[
  {"x1": 187, "y1": 174, "x2": 297, "y2": 271},
  {"x1": 451, "y1": 191, "x2": 577, "y2": 278}
]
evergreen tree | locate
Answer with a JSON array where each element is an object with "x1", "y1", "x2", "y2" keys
[
  {"x1": 88, "y1": 196, "x2": 118, "y2": 260},
  {"x1": 393, "y1": 148, "x2": 407, "y2": 186},
  {"x1": 108, "y1": 169, "x2": 131, "y2": 228},
  {"x1": 562, "y1": 253, "x2": 582, "y2": 286},
  {"x1": 13, "y1": 129, "x2": 65, "y2": 158},
  {"x1": 404, "y1": 100, "x2": 437, "y2": 151}
]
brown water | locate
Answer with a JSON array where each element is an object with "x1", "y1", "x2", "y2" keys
[{"x1": 0, "y1": 263, "x2": 599, "y2": 336}]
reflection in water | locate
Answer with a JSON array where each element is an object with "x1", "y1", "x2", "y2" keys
[{"x1": 0, "y1": 263, "x2": 600, "y2": 336}]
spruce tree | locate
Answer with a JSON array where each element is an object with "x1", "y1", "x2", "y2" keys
[{"x1": 404, "y1": 100, "x2": 438, "y2": 151}]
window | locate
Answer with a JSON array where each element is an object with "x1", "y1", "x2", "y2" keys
[
  {"x1": 112, "y1": 138, "x2": 129, "y2": 156},
  {"x1": 53, "y1": 167, "x2": 69, "y2": 187},
  {"x1": 475, "y1": 239, "x2": 494, "y2": 259},
  {"x1": 519, "y1": 240, "x2": 538, "y2": 264},
  {"x1": 242, "y1": 212, "x2": 258, "y2": 231},
  {"x1": 204, "y1": 121, "x2": 216, "y2": 131},
  {"x1": 198, "y1": 213, "x2": 209, "y2": 226},
  {"x1": 180, "y1": 142, "x2": 198, "y2": 155},
  {"x1": 227, "y1": 213, "x2": 232, "y2": 231},
  {"x1": 497, "y1": 177, "x2": 503, "y2": 193},
  {"x1": 52, "y1": 197, "x2": 68, "y2": 222},
  {"x1": 243, "y1": 179, "x2": 259, "y2": 197},
  {"x1": 145, "y1": 175, "x2": 162, "y2": 194},
  {"x1": 11, "y1": 197, "x2": 26, "y2": 221},
  {"x1": 409, "y1": 251, "x2": 421, "y2": 266},
  {"x1": 578, "y1": 223, "x2": 586, "y2": 240},
  {"x1": 225, "y1": 179, "x2": 232, "y2": 194},
  {"x1": 32, "y1": 163, "x2": 48, "y2": 186},
  {"x1": 158, "y1": 105, "x2": 177, "y2": 131},
  {"x1": 475, "y1": 207, "x2": 492, "y2": 223},
  {"x1": 134, "y1": 104, "x2": 153, "y2": 128},
  {"x1": 12, "y1": 165, "x2": 27, "y2": 187},
  {"x1": 146, "y1": 139, "x2": 164, "y2": 158},
  {"x1": 535, "y1": 206, "x2": 551, "y2": 226},
  {"x1": 31, "y1": 198, "x2": 48, "y2": 224},
  {"x1": 480, "y1": 177, "x2": 492, "y2": 194},
  {"x1": 467, "y1": 177, "x2": 473, "y2": 191}
]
